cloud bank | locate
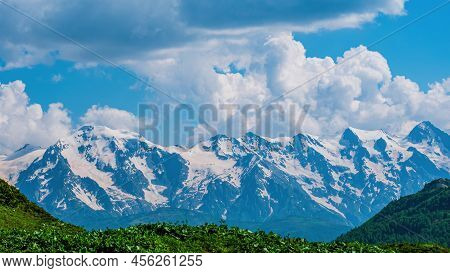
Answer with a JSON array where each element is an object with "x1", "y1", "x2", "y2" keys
[
  {"x1": 0, "y1": 0, "x2": 448, "y2": 151},
  {"x1": 131, "y1": 33, "x2": 450, "y2": 138},
  {"x1": 1, "y1": 33, "x2": 448, "y2": 152},
  {"x1": 0, "y1": 0, "x2": 406, "y2": 69},
  {"x1": 0, "y1": 81, "x2": 71, "y2": 154}
]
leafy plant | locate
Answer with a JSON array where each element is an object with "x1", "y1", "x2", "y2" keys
[{"x1": 0, "y1": 223, "x2": 448, "y2": 253}]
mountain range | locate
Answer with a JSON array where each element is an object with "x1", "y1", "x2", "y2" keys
[{"x1": 0, "y1": 121, "x2": 449, "y2": 241}]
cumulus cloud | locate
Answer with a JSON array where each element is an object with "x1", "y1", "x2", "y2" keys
[
  {"x1": 1, "y1": 0, "x2": 448, "y2": 146},
  {"x1": 0, "y1": 0, "x2": 406, "y2": 69},
  {"x1": 0, "y1": 81, "x2": 142, "y2": 153},
  {"x1": 0, "y1": 81, "x2": 71, "y2": 154},
  {"x1": 0, "y1": 82, "x2": 141, "y2": 153},
  {"x1": 2, "y1": 31, "x2": 448, "y2": 150},
  {"x1": 80, "y1": 105, "x2": 139, "y2": 132},
  {"x1": 131, "y1": 33, "x2": 449, "y2": 140}
]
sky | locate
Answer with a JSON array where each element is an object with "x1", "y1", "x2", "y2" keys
[{"x1": 0, "y1": 0, "x2": 449, "y2": 152}]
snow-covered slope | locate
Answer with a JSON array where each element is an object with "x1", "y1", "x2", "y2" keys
[
  {"x1": 0, "y1": 144, "x2": 45, "y2": 185},
  {"x1": 1, "y1": 121, "x2": 448, "y2": 241}
]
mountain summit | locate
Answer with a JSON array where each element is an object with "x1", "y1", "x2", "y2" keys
[
  {"x1": 0, "y1": 122, "x2": 449, "y2": 241},
  {"x1": 406, "y1": 121, "x2": 450, "y2": 156}
]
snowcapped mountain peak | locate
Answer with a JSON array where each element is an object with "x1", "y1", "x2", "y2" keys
[
  {"x1": 292, "y1": 132, "x2": 322, "y2": 144},
  {"x1": 407, "y1": 121, "x2": 434, "y2": 141},
  {"x1": 338, "y1": 127, "x2": 401, "y2": 157},
  {"x1": 68, "y1": 125, "x2": 158, "y2": 154},
  {"x1": 75, "y1": 125, "x2": 141, "y2": 142},
  {"x1": 78, "y1": 124, "x2": 95, "y2": 133},
  {"x1": 416, "y1": 120, "x2": 436, "y2": 130},
  {"x1": 201, "y1": 134, "x2": 246, "y2": 160},
  {"x1": 339, "y1": 128, "x2": 362, "y2": 148},
  {"x1": 240, "y1": 131, "x2": 275, "y2": 151},
  {"x1": 243, "y1": 131, "x2": 258, "y2": 138},
  {"x1": 208, "y1": 134, "x2": 234, "y2": 147},
  {"x1": 407, "y1": 121, "x2": 448, "y2": 143},
  {"x1": 406, "y1": 121, "x2": 449, "y2": 157},
  {"x1": 1, "y1": 123, "x2": 449, "y2": 240},
  {"x1": 346, "y1": 127, "x2": 389, "y2": 142}
]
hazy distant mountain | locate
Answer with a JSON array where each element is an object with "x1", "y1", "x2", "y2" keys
[{"x1": 0, "y1": 121, "x2": 449, "y2": 241}]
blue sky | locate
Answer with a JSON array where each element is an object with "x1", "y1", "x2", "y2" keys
[
  {"x1": 1, "y1": 0, "x2": 448, "y2": 121},
  {"x1": 0, "y1": 0, "x2": 449, "y2": 151},
  {"x1": 0, "y1": 61, "x2": 146, "y2": 121},
  {"x1": 297, "y1": 0, "x2": 450, "y2": 90}
]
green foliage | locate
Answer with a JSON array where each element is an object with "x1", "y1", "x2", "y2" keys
[
  {"x1": 0, "y1": 223, "x2": 447, "y2": 253},
  {"x1": 0, "y1": 178, "x2": 58, "y2": 229},
  {"x1": 337, "y1": 178, "x2": 450, "y2": 247},
  {"x1": 0, "y1": 178, "x2": 80, "y2": 231},
  {"x1": 1, "y1": 178, "x2": 448, "y2": 253}
]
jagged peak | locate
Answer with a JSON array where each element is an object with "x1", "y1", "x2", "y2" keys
[
  {"x1": 196, "y1": 134, "x2": 231, "y2": 150},
  {"x1": 209, "y1": 134, "x2": 231, "y2": 141},
  {"x1": 244, "y1": 131, "x2": 259, "y2": 138},
  {"x1": 346, "y1": 127, "x2": 388, "y2": 141},
  {"x1": 75, "y1": 125, "x2": 140, "y2": 140},
  {"x1": 405, "y1": 121, "x2": 450, "y2": 156},
  {"x1": 202, "y1": 134, "x2": 237, "y2": 150},
  {"x1": 406, "y1": 121, "x2": 447, "y2": 143},
  {"x1": 410, "y1": 121, "x2": 439, "y2": 133},
  {"x1": 339, "y1": 128, "x2": 361, "y2": 147},
  {"x1": 241, "y1": 131, "x2": 269, "y2": 143},
  {"x1": 292, "y1": 132, "x2": 318, "y2": 141},
  {"x1": 78, "y1": 125, "x2": 95, "y2": 132}
]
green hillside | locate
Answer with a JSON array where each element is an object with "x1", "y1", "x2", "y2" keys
[
  {"x1": 0, "y1": 178, "x2": 62, "y2": 229},
  {"x1": 0, "y1": 178, "x2": 448, "y2": 253},
  {"x1": 338, "y1": 178, "x2": 450, "y2": 247}
]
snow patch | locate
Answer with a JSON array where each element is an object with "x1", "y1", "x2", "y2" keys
[
  {"x1": 72, "y1": 185, "x2": 104, "y2": 211},
  {"x1": 130, "y1": 156, "x2": 155, "y2": 181}
]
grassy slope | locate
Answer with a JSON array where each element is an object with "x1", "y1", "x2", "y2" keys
[
  {"x1": 0, "y1": 178, "x2": 448, "y2": 253},
  {"x1": 0, "y1": 178, "x2": 59, "y2": 229},
  {"x1": 337, "y1": 178, "x2": 450, "y2": 247}
]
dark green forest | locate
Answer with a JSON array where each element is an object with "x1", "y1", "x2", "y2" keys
[{"x1": 338, "y1": 178, "x2": 450, "y2": 247}]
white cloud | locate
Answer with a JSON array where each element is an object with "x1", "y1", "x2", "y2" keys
[
  {"x1": 0, "y1": 81, "x2": 72, "y2": 154},
  {"x1": 1, "y1": 34, "x2": 449, "y2": 153},
  {"x1": 51, "y1": 74, "x2": 63, "y2": 83},
  {"x1": 80, "y1": 105, "x2": 138, "y2": 132},
  {"x1": 0, "y1": 0, "x2": 406, "y2": 70},
  {"x1": 0, "y1": 0, "x2": 447, "y2": 148},
  {"x1": 0, "y1": 82, "x2": 142, "y2": 153},
  {"x1": 1, "y1": 32, "x2": 440, "y2": 148},
  {"x1": 131, "y1": 32, "x2": 449, "y2": 140}
]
